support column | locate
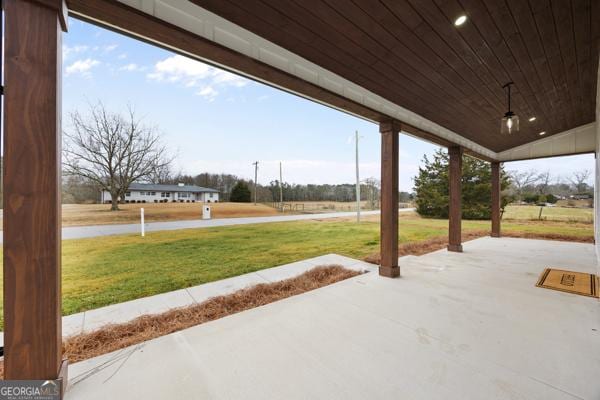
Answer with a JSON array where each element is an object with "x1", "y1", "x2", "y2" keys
[
  {"x1": 491, "y1": 161, "x2": 501, "y2": 237},
  {"x1": 379, "y1": 121, "x2": 400, "y2": 277},
  {"x1": 3, "y1": 0, "x2": 68, "y2": 383},
  {"x1": 447, "y1": 146, "x2": 463, "y2": 252}
]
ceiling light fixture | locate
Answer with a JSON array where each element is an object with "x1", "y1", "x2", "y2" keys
[
  {"x1": 528, "y1": 117, "x2": 536, "y2": 122},
  {"x1": 454, "y1": 15, "x2": 467, "y2": 26},
  {"x1": 500, "y1": 82, "x2": 519, "y2": 135},
  {"x1": 539, "y1": 131, "x2": 546, "y2": 136}
]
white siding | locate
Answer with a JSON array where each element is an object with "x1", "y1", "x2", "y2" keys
[
  {"x1": 497, "y1": 123, "x2": 596, "y2": 161},
  {"x1": 101, "y1": 189, "x2": 218, "y2": 203},
  {"x1": 199, "y1": 192, "x2": 219, "y2": 203}
]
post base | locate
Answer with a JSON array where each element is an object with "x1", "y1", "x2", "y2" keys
[
  {"x1": 491, "y1": 232, "x2": 501, "y2": 238},
  {"x1": 59, "y1": 359, "x2": 69, "y2": 398},
  {"x1": 379, "y1": 265, "x2": 400, "y2": 278},
  {"x1": 447, "y1": 244, "x2": 463, "y2": 252}
]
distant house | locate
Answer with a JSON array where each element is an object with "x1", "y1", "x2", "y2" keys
[
  {"x1": 570, "y1": 193, "x2": 592, "y2": 200},
  {"x1": 101, "y1": 183, "x2": 219, "y2": 203}
]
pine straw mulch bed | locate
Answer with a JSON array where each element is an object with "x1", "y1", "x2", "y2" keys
[
  {"x1": 363, "y1": 231, "x2": 594, "y2": 264},
  {"x1": 0, "y1": 265, "x2": 360, "y2": 378}
]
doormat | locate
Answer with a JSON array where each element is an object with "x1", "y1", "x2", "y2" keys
[{"x1": 536, "y1": 268, "x2": 599, "y2": 298}]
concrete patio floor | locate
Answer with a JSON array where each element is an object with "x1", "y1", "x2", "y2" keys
[{"x1": 66, "y1": 237, "x2": 599, "y2": 400}]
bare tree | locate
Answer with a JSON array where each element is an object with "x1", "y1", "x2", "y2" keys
[
  {"x1": 508, "y1": 170, "x2": 539, "y2": 201},
  {"x1": 569, "y1": 169, "x2": 591, "y2": 193},
  {"x1": 362, "y1": 177, "x2": 380, "y2": 209},
  {"x1": 537, "y1": 171, "x2": 551, "y2": 195},
  {"x1": 63, "y1": 103, "x2": 173, "y2": 210},
  {"x1": 147, "y1": 157, "x2": 177, "y2": 185}
]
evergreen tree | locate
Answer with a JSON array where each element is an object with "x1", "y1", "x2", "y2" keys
[
  {"x1": 545, "y1": 193, "x2": 558, "y2": 204},
  {"x1": 230, "y1": 181, "x2": 252, "y2": 202},
  {"x1": 413, "y1": 149, "x2": 510, "y2": 219}
]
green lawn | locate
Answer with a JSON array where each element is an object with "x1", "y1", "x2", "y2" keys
[
  {"x1": 503, "y1": 204, "x2": 593, "y2": 222},
  {"x1": 0, "y1": 213, "x2": 593, "y2": 329}
]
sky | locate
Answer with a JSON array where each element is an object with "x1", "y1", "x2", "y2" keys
[{"x1": 61, "y1": 18, "x2": 594, "y2": 192}]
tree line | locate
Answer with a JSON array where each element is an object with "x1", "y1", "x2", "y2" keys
[
  {"x1": 62, "y1": 171, "x2": 384, "y2": 205},
  {"x1": 506, "y1": 169, "x2": 592, "y2": 205}
]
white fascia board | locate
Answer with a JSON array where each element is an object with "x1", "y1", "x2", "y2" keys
[
  {"x1": 74, "y1": 0, "x2": 498, "y2": 159},
  {"x1": 497, "y1": 122, "x2": 597, "y2": 162}
]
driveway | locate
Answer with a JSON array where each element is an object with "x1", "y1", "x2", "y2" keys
[{"x1": 0, "y1": 209, "x2": 415, "y2": 242}]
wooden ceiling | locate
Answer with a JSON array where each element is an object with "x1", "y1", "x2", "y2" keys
[{"x1": 195, "y1": 0, "x2": 599, "y2": 152}]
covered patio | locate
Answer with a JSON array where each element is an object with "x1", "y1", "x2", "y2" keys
[
  {"x1": 3, "y1": 0, "x2": 599, "y2": 398},
  {"x1": 66, "y1": 237, "x2": 598, "y2": 399}
]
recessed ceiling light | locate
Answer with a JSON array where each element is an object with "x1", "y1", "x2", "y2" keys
[
  {"x1": 539, "y1": 131, "x2": 546, "y2": 136},
  {"x1": 528, "y1": 117, "x2": 536, "y2": 122},
  {"x1": 454, "y1": 15, "x2": 467, "y2": 26}
]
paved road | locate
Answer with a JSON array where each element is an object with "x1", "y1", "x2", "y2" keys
[{"x1": 0, "y1": 208, "x2": 415, "y2": 242}]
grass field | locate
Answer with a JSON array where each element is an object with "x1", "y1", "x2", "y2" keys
[
  {"x1": 555, "y1": 199, "x2": 593, "y2": 208},
  {"x1": 0, "y1": 212, "x2": 593, "y2": 329},
  {"x1": 4, "y1": 202, "x2": 365, "y2": 228},
  {"x1": 59, "y1": 202, "x2": 281, "y2": 226},
  {"x1": 503, "y1": 204, "x2": 593, "y2": 222},
  {"x1": 279, "y1": 200, "x2": 377, "y2": 213}
]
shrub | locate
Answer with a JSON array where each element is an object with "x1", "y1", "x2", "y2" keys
[{"x1": 523, "y1": 193, "x2": 539, "y2": 204}]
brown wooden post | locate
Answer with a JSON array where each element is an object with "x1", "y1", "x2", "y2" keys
[
  {"x1": 3, "y1": 0, "x2": 68, "y2": 383},
  {"x1": 379, "y1": 121, "x2": 400, "y2": 277},
  {"x1": 491, "y1": 161, "x2": 501, "y2": 237},
  {"x1": 447, "y1": 146, "x2": 463, "y2": 252}
]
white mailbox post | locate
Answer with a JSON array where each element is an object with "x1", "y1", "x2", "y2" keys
[{"x1": 203, "y1": 205, "x2": 211, "y2": 220}]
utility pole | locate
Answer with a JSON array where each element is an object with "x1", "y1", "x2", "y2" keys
[
  {"x1": 279, "y1": 161, "x2": 283, "y2": 211},
  {"x1": 252, "y1": 161, "x2": 259, "y2": 205},
  {"x1": 355, "y1": 130, "x2": 361, "y2": 222}
]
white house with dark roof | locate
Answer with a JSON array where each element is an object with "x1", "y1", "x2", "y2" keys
[{"x1": 101, "y1": 183, "x2": 219, "y2": 203}]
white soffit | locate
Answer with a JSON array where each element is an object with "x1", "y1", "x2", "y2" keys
[
  {"x1": 497, "y1": 122, "x2": 596, "y2": 162},
  {"x1": 74, "y1": 0, "x2": 499, "y2": 159}
]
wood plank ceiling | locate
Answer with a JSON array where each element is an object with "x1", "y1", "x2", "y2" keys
[{"x1": 195, "y1": 0, "x2": 599, "y2": 152}]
